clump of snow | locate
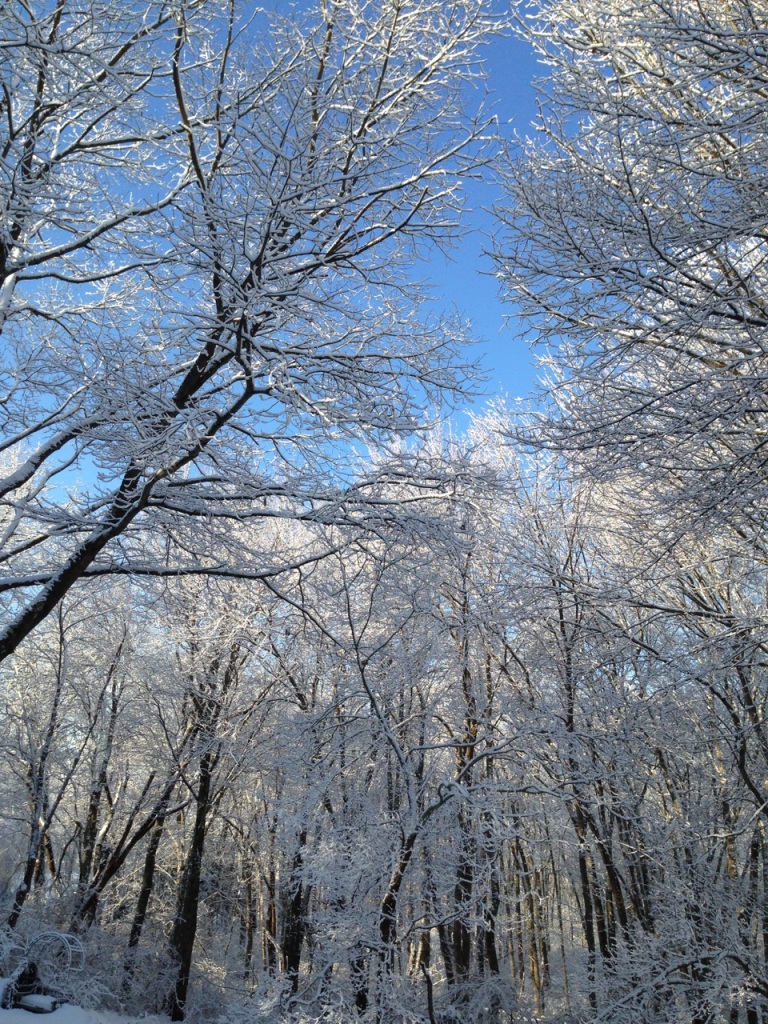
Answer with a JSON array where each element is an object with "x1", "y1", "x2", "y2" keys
[{"x1": 12, "y1": 997, "x2": 59, "y2": 1014}]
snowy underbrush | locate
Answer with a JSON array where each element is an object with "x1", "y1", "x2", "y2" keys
[
  {"x1": 0, "y1": 923, "x2": 176, "y2": 1019},
  {"x1": 215, "y1": 971, "x2": 521, "y2": 1024}
]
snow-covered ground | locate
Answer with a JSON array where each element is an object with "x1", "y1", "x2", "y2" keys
[{"x1": 0, "y1": 1006, "x2": 169, "y2": 1024}]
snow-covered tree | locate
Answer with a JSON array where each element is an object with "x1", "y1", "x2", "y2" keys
[
  {"x1": 0, "y1": 0, "x2": 498, "y2": 662},
  {"x1": 495, "y1": 0, "x2": 768, "y2": 536}
]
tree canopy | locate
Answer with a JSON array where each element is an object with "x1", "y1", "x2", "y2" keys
[
  {"x1": 496, "y1": 0, "x2": 768, "y2": 536},
  {"x1": 0, "y1": 0, "x2": 494, "y2": 661}
]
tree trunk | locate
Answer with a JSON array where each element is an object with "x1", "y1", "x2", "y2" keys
[
  {"x1": 166, "y1": 747, "x2": 215, "y2": 1021},
  {"x1": 282, "y1": 829, "x2": 311, "y2": 993},
  {"x1": 128, "y1": 813, "x2": 166, "y2": 950},
  {"x1": 379, "y1": 830, "x2": 418, "y2": 971}
]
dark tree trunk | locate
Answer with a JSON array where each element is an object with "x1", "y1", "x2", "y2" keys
[
  {"x1": 573, "y1": 815, "x2": 598, "y2": 1013},
  {"x1": 8, "y1": 854, "x2": 38, "y2": 931},
  {"x1": 282, "y1": 829, "x2": 311, "y2": 994},
  {"x1": 449, "y1": 806, "x2": 473, "y2": 993},
  {"x1": 379, "y1": 830, "x2": 418, "y2": 970},
  {"x1": 240, "y1": 859, "x2": 256, "y2": 981},
  {"x1": 262, "y1": 866, "x2": 278, "y2": 975},
  {"x1": 123, "y1": 813, "x2": 166, "y2": 994},
  {"x1": 166, "y1": 748, "x2": 215, "y2": 1021},
  {"x1": 352, "y1": 954, "x2": 369, "y2": 1015},
  {"x1": 128, "y1": 813, "x2": 166, "y2": 951}
]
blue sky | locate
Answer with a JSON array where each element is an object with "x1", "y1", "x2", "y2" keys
[{"x1": 434, "y1": 28, "x2": 545, "y2": 412}]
